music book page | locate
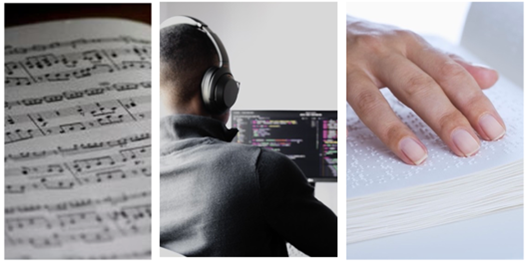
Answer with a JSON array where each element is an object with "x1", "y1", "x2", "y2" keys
[{"x1": 5, "y1": 19, "x2": 151, "y2": 259}]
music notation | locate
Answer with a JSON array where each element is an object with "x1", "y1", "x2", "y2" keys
[
  {"x1": 5, "y1": 46, "x2": 151, "y2": 87},
  {"x1": 63, "y1": 249, "x2": 151, "y2": 259},
  {"x1": 6, "y1": 133, "x2": 150, "y2": 162},
  {"x1": 5, "y1": 81, "x2": 151, "y2": 110},
  {"x1": 5, "y1": 191, "x2": 151, "y2": 215},
  {"x1": 6, "y1": 204, "x2": 151, "y2": 247},
  {"x1": 6, "y1": 95, "x2": 149, "y2": 124},
  {"x1": 5, "y1": 110, "x2": 151, "y2": 144},
  {"x1": 5, "y1": 19, "x2": 151, "y2": 259},
  {"x1": 5, "y1": 36, "x2": 150, "y2": 56}
]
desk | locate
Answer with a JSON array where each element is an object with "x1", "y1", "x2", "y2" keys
[{"x1": 315, "y1": 182, "x2": 338, "y2": 214}]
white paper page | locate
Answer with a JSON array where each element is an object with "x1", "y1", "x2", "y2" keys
[
  {"x1": 347, "y1": 37, "x2": 523, "y2": 198},
  {"x1": 4, "y1": 19, "x2": 151, "y2": 259}
]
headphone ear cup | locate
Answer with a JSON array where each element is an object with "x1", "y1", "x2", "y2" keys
[
  {"x1": 201, "y1": 67, "x2": 239, "y2": 115},
  {"x1": 217, "y1": 74, "x2": 239, "y2": 110},
  {"x1": 201, "y1": 67, "x2": 217, "y2": 112}
]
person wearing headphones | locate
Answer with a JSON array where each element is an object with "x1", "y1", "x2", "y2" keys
[{"x1": 159, "y1": 16, "x2": 337, "y2": 257}]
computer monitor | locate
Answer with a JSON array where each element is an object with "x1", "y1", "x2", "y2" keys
[{"x1": 231, "y1": 110, "x2": 337, "y2": 182}]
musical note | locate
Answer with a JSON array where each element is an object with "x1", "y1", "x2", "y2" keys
[
  {"x1": 25, "y1": 54, "x2": 60, "y2": 69},
  {"x1": 119, "y1": 145, "x2": 151, "y2": 161},
  {"x1": 63, "y1": 90, "x2": 85, "y2": 100},
  {"x1": 85, "y1": 87, "x2": 106, "y2": 96},
  {"x1": 5, "y1": 62, "x2": 20, "y2": 75},
  {"x1": 6, "y1": 77, "x2": 32, "y2": 87},
  {"x1": 6, "y1": 115, "x2": 16, "y2": 125},
  {"x1": 132, "y1": 46, "x2": 150, "y2": 60},
  {"x1": 5, "y1": 178, "x2": 76, "y2": 194},
  {"x1": 114, "y1": 83, "x2": 138, "y2": 91},
  {"x1": 72, "y1": 156, "x2": 115, "y2": 172},
  {"x1": 5, "y1": 129, "x2": 35, "y2": 144},
  {"x1": 6, "y1": 163, "x2": 64, "y2": 177},
  {"x1": 5, "y1": 217, "x2": 52, "y2": 232},
  {"x1": 120, "y1": 61, "x2": 151, "y2": 70}
]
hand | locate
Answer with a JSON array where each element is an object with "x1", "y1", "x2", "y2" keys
[{"x1": 346, "y1": 16, "x2": 505, "y2": 165}]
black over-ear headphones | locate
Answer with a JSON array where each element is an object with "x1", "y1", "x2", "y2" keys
[{"x1": 161, "y1": 16, "x2": 240, "y2": 115}]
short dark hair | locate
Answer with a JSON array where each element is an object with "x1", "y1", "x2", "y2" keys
[{"x1": 160, "y1": 24, "x2": 218, "y2": 109}]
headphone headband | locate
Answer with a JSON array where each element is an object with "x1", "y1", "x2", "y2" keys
[{"x1": 161, "y1": 16, "x2": 229, "y2": 68}]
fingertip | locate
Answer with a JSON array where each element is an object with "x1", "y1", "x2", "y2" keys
[
  {"x1": 466, "y1": 63, "x2": 499, "y2": 89},
  {"x1": 478, "y1": 113, "x2": 506, "y2": 141},
  {"x1": 450, "y1": 55, "x2": 499, "y2": 89},
  {"x1": 398, "y1": 137, "x2": 428, "y2": 165},
  {"x1": 451, "y1": 128, "x2": 481, "y2": 157}
]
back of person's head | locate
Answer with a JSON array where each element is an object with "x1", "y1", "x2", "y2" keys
[{"x1": 160, "y1": 24, "x2": 218, "y2": 113}]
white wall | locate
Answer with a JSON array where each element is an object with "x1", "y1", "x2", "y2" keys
[
  {"x1": 347, "y1": 2, "x2": 470, "y2": 45},
  {"x1": 160, "y1": 2, "x2": 337, "y2": 118}
]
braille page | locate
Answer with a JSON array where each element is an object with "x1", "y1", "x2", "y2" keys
[
  {"x1": 346, "y1": 38, "x2": 523, "y2": 198},
  {"x1": 5, "y1": 19, "x2": 151, "y2": 259}
]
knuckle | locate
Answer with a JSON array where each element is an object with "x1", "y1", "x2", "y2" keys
[
  {"x1": 383, "y1": 122, "x2": 405, "y2": 144},
  {"x1": 463, "y1": 91, "x2": 487, "y2": 111},
  {"x1": 393, "y1": 29, "x2": 425, "y2": 48},
  {"x1": 394, "y1": 29, "x2": 415, "y2": 40},
  {"x1": 354, "y1": 90, "x2": 380, "y2": 115},
  {"x1": 402, "y1": 74, "x2": 437, "y2": 98},
  {"x1": 353, "y1": 34, "x2": 386, "y2": 54},
  {"x1": 438, "y1": 110, "x2": 463, "y2": 131},
  {"x1": 439, "y1": 61, "x2": 467, "y2": 78}
]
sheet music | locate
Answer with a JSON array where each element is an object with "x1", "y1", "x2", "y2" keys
[
  {"x1": 5, "y1": 19, "x2": 151, "y2": 259},
  {"x1": 347, "y1": 37, "x2": 523, "y2": 198}
]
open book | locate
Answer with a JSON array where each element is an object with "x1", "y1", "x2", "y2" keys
[
  {"x1": 346, "y1": 37, "x2": 523, "y2": 244},
  {"x1": 4, "y1": 19, "x2": 151, "y2": 259}
]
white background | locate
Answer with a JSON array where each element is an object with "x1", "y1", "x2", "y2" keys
[{"x1": 347, "y1": 2, "x2": 470, "y2": 44}]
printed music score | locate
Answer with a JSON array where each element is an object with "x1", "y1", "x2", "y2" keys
[
  {"x1": 5, "y1": 19, "x2": 151, "y2": 259},
  {"x1": 5, "y1": 47, "x2": 151, "y2": 87}
]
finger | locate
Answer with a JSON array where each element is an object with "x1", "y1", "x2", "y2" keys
[
  {"x1": 347, "y1": 68, "x2": 428, "y2": 165},
  {"x1": 407, "y1": 46, "x2": 506, "y2": 141},
  {"x1": 447, "y1": 53, "x2": 499, "y2": 89},
  {"x1": 373, "y1": 54, "x2": 481, "y2": 157}
]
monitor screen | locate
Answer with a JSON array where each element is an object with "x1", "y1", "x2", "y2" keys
[{"x1": 231, "y1": 110, "x2": 337, "y2": 181}]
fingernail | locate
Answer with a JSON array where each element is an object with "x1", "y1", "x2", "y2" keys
[
  {"x1": 451, "y1": 129, "x2": 480, "y2": 157},
  {"x1": 399, "y1": 137, "x2": 427, "y2": 165},
  {"x1": 470, "y1": 62, "x2": 494, "y2": 70},
  {"x1": 479, "y1": 114, "x2": 505, "y2": 141}
]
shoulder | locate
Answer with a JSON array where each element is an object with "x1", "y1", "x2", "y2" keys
[
  {"x1": 206, "y1": 141, "x2": 263, "y2": 171},
  {"x1": 216, "y1": 140, "x2": 263, "y2": 158},
  {"x1": 257, "y1": 148, "x2": 296, "y2": 169}
]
